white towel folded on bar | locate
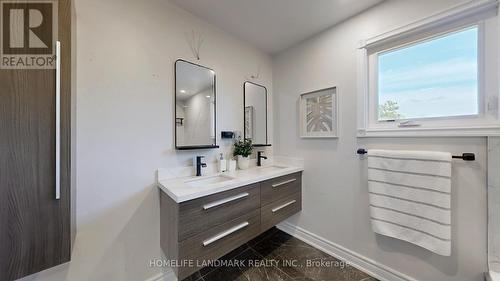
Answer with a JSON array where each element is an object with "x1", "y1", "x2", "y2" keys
[{"x1": 367, "y1": 149, "x2": 452, "y2": 256}]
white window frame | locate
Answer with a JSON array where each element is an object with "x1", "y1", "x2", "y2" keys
[{"x1": 357, "y1": 0, "x2": 500, "y2": 137}]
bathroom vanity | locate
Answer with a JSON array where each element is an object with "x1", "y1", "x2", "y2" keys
[
  {"x1": 158, "y1": 166, "x2": 303, "y2": 280},
  {"x1": 165, "y1": 58, "x2": 290, "y2": 279}
]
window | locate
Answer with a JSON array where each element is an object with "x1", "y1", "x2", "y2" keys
[
  {"x1": 378, "y1": 27, "x2": 479, "y2": 121},
  {"x1": 358, "y1": 1, "x2": 500, "y2": 137}
]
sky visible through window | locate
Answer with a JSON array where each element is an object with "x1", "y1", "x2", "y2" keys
[{"x1": 378, "y1": 26, "x2": 478, "y2": 121}]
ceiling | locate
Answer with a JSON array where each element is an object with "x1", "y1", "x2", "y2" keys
[{"x1": 171, "y1": 0, "x2": 384, "y2": 54}]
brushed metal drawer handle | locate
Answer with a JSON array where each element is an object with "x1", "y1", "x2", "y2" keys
[
  {"x1": 55, "y1": 41, "x2": 61, "y2": 200},
  {"x1": 203, "y1": 192, "x2": 250, "y2": 210},
  {"x1": 272, "y1": 200, "x2": 297, "y2": 213},
  {"x1": 202, "y1": 221, "x2": 249, "y2": 247},
  {"x1": 272, "y1": 179, "x2": 296, "y2": 188}
]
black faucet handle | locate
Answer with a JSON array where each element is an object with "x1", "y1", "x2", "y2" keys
[
  {"x1": 196, "y1": 156, "x2": 207, "y2": 177},
  {"x1": 257, "y1": 151, "x2": 268, "y2": 167},
  {"x1": 196, "y1": 156, "x2": 205, "y2": 163}
]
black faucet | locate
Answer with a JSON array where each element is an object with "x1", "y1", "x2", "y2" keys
[
  {"x1": 196, "y1": 156, "x2": 207, "y2": 176},
  {"x1": 257, "y1": 151, "x2": 267, "y2": 167}
]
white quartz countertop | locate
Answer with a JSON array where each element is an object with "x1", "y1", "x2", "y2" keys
[{"x1": 158, "y1": 165, "x2": 303, "y2": 203}]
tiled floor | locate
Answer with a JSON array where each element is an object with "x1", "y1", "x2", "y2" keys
[{"x1": 184, "y1": 227, "x2": 379, "y2": 281}]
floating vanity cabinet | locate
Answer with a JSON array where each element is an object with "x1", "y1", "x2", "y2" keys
[
  {"x1": 160, "y1": 171, "x2": 303, "y2": 280},
  {"x1": 0, "y1": 1, "x2": 74, "y2": 280},
  {"x1": 160, "y1": 183, "x2": 262, "y2": 279},
  {"x1": 260, "y1": 172, "x2": 301, "y2": 206},
  {"x1": 178, "y1": 183, "x2": 261, "y2": 241},
  {"x1": 260, "y1": 173, "x2": 302, "y2": 231}
]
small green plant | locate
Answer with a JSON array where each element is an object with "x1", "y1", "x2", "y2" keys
[
  {"x1": 233, "y1": 138, "x2": 253, "y2": 158},
  {"x1": 379, "y1": 100, "x2": 404, "y2": 120}
]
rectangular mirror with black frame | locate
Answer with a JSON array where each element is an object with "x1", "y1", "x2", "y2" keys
[
  {"x1": 244, "y1": 81, "x2": 270, "y2": 147},
  {"x1": 175, "y1": 59, "x2": 218, "y2": 150}
]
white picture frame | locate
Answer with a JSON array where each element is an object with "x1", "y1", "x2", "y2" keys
[{"x1": 300, "y1": 87, "x2": 338, "y2": 138}]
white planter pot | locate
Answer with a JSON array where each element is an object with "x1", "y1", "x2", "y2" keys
[{"x1": 237, "y1": 155, "x2": 250, "y2": 170}]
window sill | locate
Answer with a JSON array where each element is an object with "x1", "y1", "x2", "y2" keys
[{"x1": 357, "y1": 125, "x2": 500, "y2": 138}]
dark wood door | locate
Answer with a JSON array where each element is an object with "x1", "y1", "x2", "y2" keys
[{"x1": 0, "y1": 1, "x2": 72, "y2": 280}]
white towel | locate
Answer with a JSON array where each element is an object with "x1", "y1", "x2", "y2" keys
[{"x1": 367, "y1": 149, "x2": 452, "y2": 256}]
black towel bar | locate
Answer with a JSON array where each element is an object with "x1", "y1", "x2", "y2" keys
[{"x1": 356, "y1": 149, "x2": 475, "y2": 161}]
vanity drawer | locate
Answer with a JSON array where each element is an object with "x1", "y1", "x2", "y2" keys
[
  {"x1": 261, "y1": 192, "x2": 301, "y2": 231},
  {"x1": 261, "y1": 172, "x2": 302, "y2": 206},
  {"x1": 178, "y1": 183, "x2": 260, "y2": 241},
  {"x1": 179, "y1": 209, "x2": 260, "y2": 260}
]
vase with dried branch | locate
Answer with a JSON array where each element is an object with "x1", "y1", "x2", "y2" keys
[{"x1": 187, "y1": 29, "x2": 204, "y2": 60}]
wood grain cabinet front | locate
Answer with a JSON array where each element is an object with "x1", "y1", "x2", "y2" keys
[
  {"x1": 160, "y1": 171, "x2": 302, "y2": 281},
  {"x1": 178, "y1": 183, "x2": 260, "y2": 241},
  {"x1": 261, "y1": 172, "x2": 302, "y2": 206},
  {"x1": 0, "y1": 1, "x2": 74, "y2": 280},
  {"x1": 177, "y1": 210, "x2": 261, "y2": 278},
  {"x1": 179, "y1": 210, "x2": 260, "y2": 260},
  {"x1": 261, "y1": 192, "x2": 302, "y2": 231}
]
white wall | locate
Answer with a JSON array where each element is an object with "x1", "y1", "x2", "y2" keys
[
  {"x1": 489, "y1": 137, "x2": 500, "y2": 273},
  {"x1": 19, "y1": 0, "x2": 272, "y2": 280},
  {"x1": 273, "y1": 1, "x2": 488, "y2": 281}
]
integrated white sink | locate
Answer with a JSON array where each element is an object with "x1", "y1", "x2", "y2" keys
[
  {"x1": 185, "y1": 175, "x2": 234, "y2": 187},
  {"x1": 158, "y1": 163, "x2": 303, "y2": 203},
  {"x1": 256, "y1": 165, "x2": 287, "y2": 173}
]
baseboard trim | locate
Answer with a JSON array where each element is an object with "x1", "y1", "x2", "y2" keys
[
  {"x1": 485, "y1": 270, "x2": 500, "y2": 281},
  {"x1": 145, "y1": 268, "x2": 176, "y2": 281},
  {"x1": 277, "y1": 221, "x2": 417, "y2": 281}
]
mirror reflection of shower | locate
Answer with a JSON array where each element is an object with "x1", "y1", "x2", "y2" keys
[
  {"x1": 175, "y1": 60, "x2": 217, "y2": 148},
  {"x1": 244, "y1": 82, "x2": 268, "y2": 146}
]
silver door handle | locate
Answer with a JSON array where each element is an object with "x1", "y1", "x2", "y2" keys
[
  {"x1": 55, "y1": 41, "x2": 61, "y2": 200},
  {"x1": 272, "y1": 179, "x2": 296, "y2": 188},
  {"x1": 202, "y1": 221, "x2": 249, "y2": 247},
  {"x1": 203, "y1": 192, "x2": 250, "y2": 210},
  {"x1": 272, "y1": 200, "x2": 297, "y2": 213}
]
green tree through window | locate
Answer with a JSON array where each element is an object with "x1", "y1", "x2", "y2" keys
[{"x1": 379, "y1": 100, "x2": 404, "y2": 120}]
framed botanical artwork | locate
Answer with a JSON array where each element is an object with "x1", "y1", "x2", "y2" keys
[
  {"x1": 244, "y1": 106, "x2": 254, "y2": 139},
  {"x1": 300, "y1": 87, "x2": 338, "y2": 138}
]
